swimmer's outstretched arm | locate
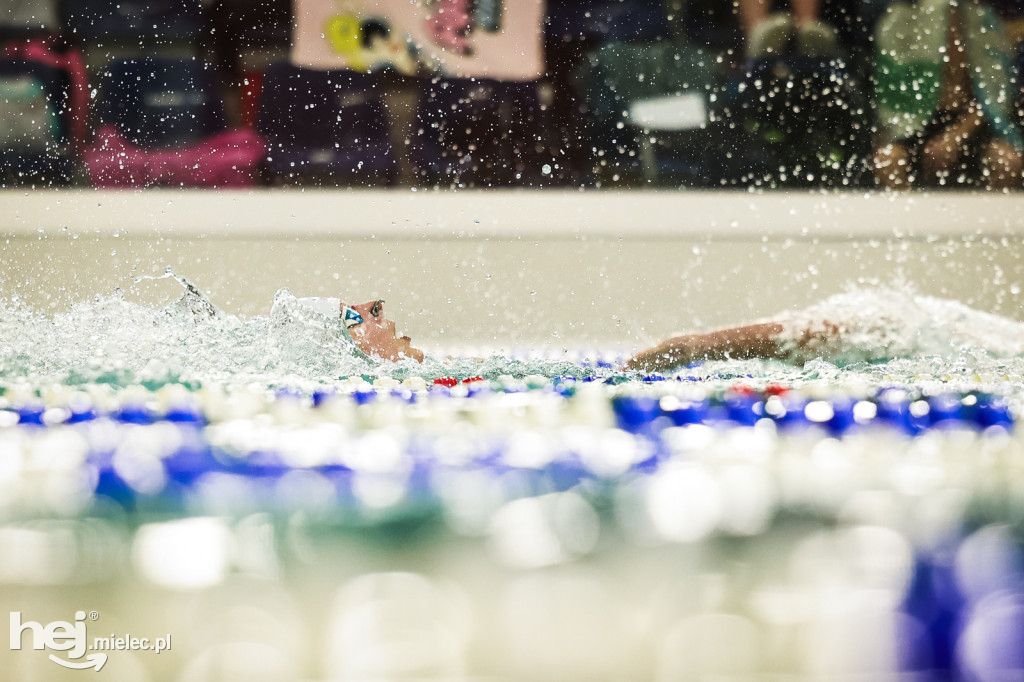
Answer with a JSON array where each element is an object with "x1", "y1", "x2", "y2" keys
[{"x1": 626, "y1": 320, "x2": 839, "y2": 372}]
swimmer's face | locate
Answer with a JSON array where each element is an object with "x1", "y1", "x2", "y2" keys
[{"x1": 343, "y1": 299, "x2": 425, "y2": 363}]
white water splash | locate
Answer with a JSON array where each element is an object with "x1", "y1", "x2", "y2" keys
[{"x1": 1, "y1": 277, "x2": 1023, "y2": 392}]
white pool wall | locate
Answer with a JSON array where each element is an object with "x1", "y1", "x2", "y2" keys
[{"x1": 3, "y1": 189, "x2": 1024, "y2": 352}]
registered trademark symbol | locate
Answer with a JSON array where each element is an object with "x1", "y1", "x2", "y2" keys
[{"x1": 89, "y1": 612, "x2": 99, "y2": 621}]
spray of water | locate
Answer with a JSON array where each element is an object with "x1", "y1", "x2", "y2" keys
[{"x1": 1, "y1": 273, "x2": 1023, "y2": 392}]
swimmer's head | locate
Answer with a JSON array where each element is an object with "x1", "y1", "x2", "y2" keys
[{"x1": 341, "y1": 299, "x2": 425, "y2": 363}]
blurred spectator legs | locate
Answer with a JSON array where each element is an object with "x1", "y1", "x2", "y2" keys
[
  {"x1": 982, "y1": 140, "x2": 1024, "y2": 190},
  {"x1": 382, "y1": 74, "x2": 421, "y2": 186},
  {"x1": 873, "y1": 131, "x2": 1024, "y2": 192},
  {"x1": 204, "y1": 0, "x2": 290, "y2": 129},
  {"x1": 739, "y1": 0, "x2": 840, "y2": 59},
  {"x1": 737, "y1": 0, "x2": 820, "y2": 36},
  {"x1": 872, "y1": 4, "x2": 1023, "y2": 191},
  {"x1": 544, "y1": 36, "x2": 592, "y2": 186},
  {"x1": 872, "y1": 143, "x2": 910, "y2": 190}
]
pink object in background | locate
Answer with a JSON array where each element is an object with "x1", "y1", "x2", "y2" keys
[
  {"x1": 425, "y1": 0, "x2": 473, "y2": 55},
  {"x1": 85, "y1": 125, "x2": 265, "y2": 188},
  {"x1": 292, "y1": 0, "x2": 544, "y2": 81}
]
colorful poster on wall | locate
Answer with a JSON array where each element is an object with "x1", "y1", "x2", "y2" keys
[{"x1": 292, "y1": 0, "x2": 545, "y2": 81}]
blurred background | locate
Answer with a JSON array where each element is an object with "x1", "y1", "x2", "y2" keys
[{"x1": 0, "y1": 0, "x2": 1021, "y2": 191}]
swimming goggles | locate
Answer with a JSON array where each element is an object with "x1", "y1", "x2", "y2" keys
[{"x1": 342, "y1": 300, "x2": 384, "y2": 329}]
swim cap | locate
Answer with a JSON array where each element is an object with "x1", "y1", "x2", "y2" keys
[{"x1": 295, "y1": 297, "x2": 374, "y2": 363}]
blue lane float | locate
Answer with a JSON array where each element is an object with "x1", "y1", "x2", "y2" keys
[
  {"x1": 2, "y1": 381, "x2": 1015, "y2": 435},
  {"x1": 0, "y1": 377, "x2": 1016, "y2": 522}
]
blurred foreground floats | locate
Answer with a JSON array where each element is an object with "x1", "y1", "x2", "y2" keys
[{"x1": 0, "y1": 379, "x2": 1023, "y2": 681}]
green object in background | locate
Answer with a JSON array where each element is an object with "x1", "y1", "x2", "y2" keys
[
  {"x1": 473, "y1": 0, "x2": 502, "y2": 32},
  {"x1": 0, "y1": 75, "x2": 61, "y2": 153},
  {"x1": 873, "y1": 54, "x2": 941, "y2": 128}
]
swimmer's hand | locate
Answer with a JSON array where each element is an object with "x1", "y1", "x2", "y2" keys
[{"x1": 626, "y1": 322, "x2": 788, "y2": 373}]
